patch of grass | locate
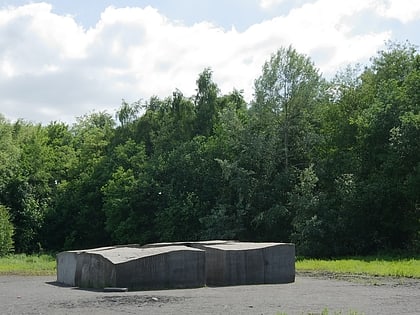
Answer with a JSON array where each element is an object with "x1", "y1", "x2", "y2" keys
[
  {"x1": 296, "y1": 256, "x2": 420, "y2": 278},
  {"x1": 0, "y1": 254, "x2": 56, "y2": 276}
]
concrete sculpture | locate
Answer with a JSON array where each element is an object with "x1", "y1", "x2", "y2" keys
[
  {"x1": 56, "y1": 241, "x2": 295, "y2": 290},
  {"x1": 194, "y1": 242, "x2": 295, "y2": 286}
]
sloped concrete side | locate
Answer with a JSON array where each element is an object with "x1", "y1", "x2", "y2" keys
[
  {"x1": 263, "y1": 244, "x2": 295, "y2": 284},
  {"x1": 115, "y1": 249, "x2": 205, "y2": 290},
  {"x1": 201, "y1": 243, "x2": 295, "y2": 286},
  {"x1": 56, "y1": 241, "x2": 294, "y2": 290},
  {"x1": 56, "y1": 251, "x2": 79, "y2": 286},
  {"x1": 56, "y1": 246, "x2": 118, "y2": 287},
  {"x1": 56, "y1": 246, "x2": 206, "y2": 289},
  {"x1": 75, "y1": 252, "x2": 116, "y2": 289}
]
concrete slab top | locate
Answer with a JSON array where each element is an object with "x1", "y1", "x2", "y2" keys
[
  {"x1": 87, "y1": 245, "x2": 204, "y2": 264},
  {"x1": 142, "y1": 240, "x2": 232, "y2": 248},
  {"x1": 58, "y1": 246, "x2": 120, "y2": 255},
  {"x1": 203, "y1": 242, "x2": 291, "y2": 251}
]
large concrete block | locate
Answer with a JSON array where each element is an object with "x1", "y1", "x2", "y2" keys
[
  {"x1": 57, "y1": 245, "x2": 205, "y2": 290},
  {"x1": 114, "y1": 246, "x2": 205, "y2": 290},
  {"x1": 56, "y1": 246, "x2": 116, "y2": 287},
  {"x1": 56, "y1": 241, "x2": 295, "y2": 290},
  {"x1": 56, "y1": 250, "x2": 79, "y2": 286},
  {"x1": 196, "y1": 242, "x2": 295, "y2": 286}
]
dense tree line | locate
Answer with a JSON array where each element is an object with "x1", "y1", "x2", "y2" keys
[{"x1": 0, "y1": 42, "x2": 419, "y2": 257}]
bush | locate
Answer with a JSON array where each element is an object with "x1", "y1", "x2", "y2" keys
[{"x1": 0, "y1": 205, "x2": 14, "y2": 256}]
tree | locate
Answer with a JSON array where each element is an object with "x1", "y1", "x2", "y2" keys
[
  {"x1": 0, "y1": 205, "x2": 14, "y2": 256},
  {"x1": 101, "y1": 140, "x2": 156, "y2": 244},
  {"x1": 355, "y1": 42, "x2": 420, "y2": 251},
  {"x1": 244, "y1": 46, "x2": 323, "y2": 241},
  {"x1": 253, "y1": 45, "x2": 322, "y2": 170},
  {"x1": 0, "y1": 115, "x2": 19, "y2": 204},
  {"x1": 194, "y1": 68, "x2": 220, "y2": 136},
  {"x1": 2, "y1": 121, "x2": 55, "y2": 252},
  {"x1": 116, "y1": 99, "x2": 141, "y2": 128},
  {"x1": 289, "y1": 164, "x2": 327, "y2": 257},
  {"x1": 149, "y1": 92, "x2": 196, "y2": 155},
  {"x1": 44, "y1": 112, "x2": 115, "y2": 250},
  {"x1": 311, "y1": 42, "x2": 420, "y2": 254}
]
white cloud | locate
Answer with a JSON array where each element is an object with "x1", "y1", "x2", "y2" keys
[
  {"x1": 0, "y1": 1, "x2": 411, "y2": 124},
  {"x1": 274, "y1": 0, "x2": 392, "y2": 71},
  {"x1": 376, "y1": 0, "x2": 420, "y2": 23},
  {"x1": 259, "y1": 0, "x2": 287, "y2": 9}
]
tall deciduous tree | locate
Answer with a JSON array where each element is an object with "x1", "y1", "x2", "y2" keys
[
  {"x1": 253, "y1": 45, "x2": 322, "y2": 170},
  {"x1": 195, "y1": 68, "x2": 220, "y2": 136},
  {"x1": 246, "y1": 46, "x2": 323, "y2": 241}
]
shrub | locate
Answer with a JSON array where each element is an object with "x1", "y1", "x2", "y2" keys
[{"x1": 0, "y1": 205, "x2": 14, "y2": 256}]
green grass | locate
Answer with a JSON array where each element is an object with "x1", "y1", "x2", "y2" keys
[
  {"x1": 1, "y1": 253, "x2": 419, "y2": 279},
  {"x1": 0, "y1": 254, "x2": 56, "y2": 276},
  {"x1": 296, "y1": 256, "x2": 420, "y2": 278}
]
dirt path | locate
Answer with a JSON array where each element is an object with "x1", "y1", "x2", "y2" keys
[{"x1": 0, "y1": 274, "x2": 419, "y2": 314}]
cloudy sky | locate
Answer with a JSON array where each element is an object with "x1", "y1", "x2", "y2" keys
[{"x1": 1, "y1": 0, "x2": 419, "y2": 125}]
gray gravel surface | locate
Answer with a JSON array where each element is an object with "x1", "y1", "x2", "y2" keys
[{"x1": 0, "y1": 274, "x2": 419, "y2": 314}]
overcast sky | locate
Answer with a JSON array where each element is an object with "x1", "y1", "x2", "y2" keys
[{"x1": 1, "y1": 0, "x2": 419, "y2": 125}]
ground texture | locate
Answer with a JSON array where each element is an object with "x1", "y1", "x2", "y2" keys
[{"x1": 0, "y1": 273, "x2": 419, "y2": 314}]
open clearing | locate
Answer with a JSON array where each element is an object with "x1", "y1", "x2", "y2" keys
[{"x1": 0, "y1": 273, "x2": 419, "y2": 315}]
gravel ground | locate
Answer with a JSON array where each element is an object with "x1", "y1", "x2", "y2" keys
[{"x1": 0, "y1": 274, "x2": 419, "y2": 314}]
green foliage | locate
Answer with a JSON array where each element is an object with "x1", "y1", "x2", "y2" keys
[
  {"x1": 0, "y1": 205, "x2": 14, "y2": 256},
  {"x1": 195, "y1": 68, "x2": 220, "y2": 136},
  {"x1": 41, "y1": 112, "x2": 115, "y2": 250},
  {"x1": 253, "y1": 45, "x2": 323, "y2": 171},
  {"x1": 0, "y1": 41, "x2": 418, "y2": 257},
  {"x1": 290, "y1": 165, "x2": 327, "y2": 257},
  {"x1": 101, "y1": 140, "x2": 156, "y2": 244},
  {"x1": 0, "y1": 120, "x2": 55, "y2": 252},
  {"x1": 303, "y1": 41, "x2": 420, "y2": 256}
]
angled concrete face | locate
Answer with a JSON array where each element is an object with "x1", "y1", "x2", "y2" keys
[
  {"x1": 56, "y1": 246, "x2": 118, "y2": 287},
  {"x1": 114, "y1": 247, "x2": 205, "y2": 290},
  {"x1": 194, "y1": 242, "x2": 295, "y2": 286},
  {"x1": 57, "y1": 245, "x2": 205, "y2": 290},
  {"x1": 56, "y1": 250, "x2": 79, "y2": 286},
  {"x1": 56, "y1": 241, "x2": 295, "y2": 290}
]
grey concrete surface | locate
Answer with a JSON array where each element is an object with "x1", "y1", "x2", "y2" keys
[
  {"x1": 57, "y1": 241, "x2": 295, "y2": 290},
  {"x1": 142, "y1": 240, "x2": 231, "y2": 248},
  {"x1": 56, "y1": 250, "x2": 79, "y2": 286},
  {"x1": 195, "y1": 242, "x2": 295, "y2": 286},
  {"x1": 57, "y1": 245, "x2": 205, "y2": 290},
  {"x1": 56, "y1": 246, "x2": 123, "y2": 287},
  {"x1": 1, "y1": 275, "x2": 419, "y2": 314}
]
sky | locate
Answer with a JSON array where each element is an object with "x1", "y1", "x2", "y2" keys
[{"x1": 0, "y1": 0, "x2": 419, "y2": 125}]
